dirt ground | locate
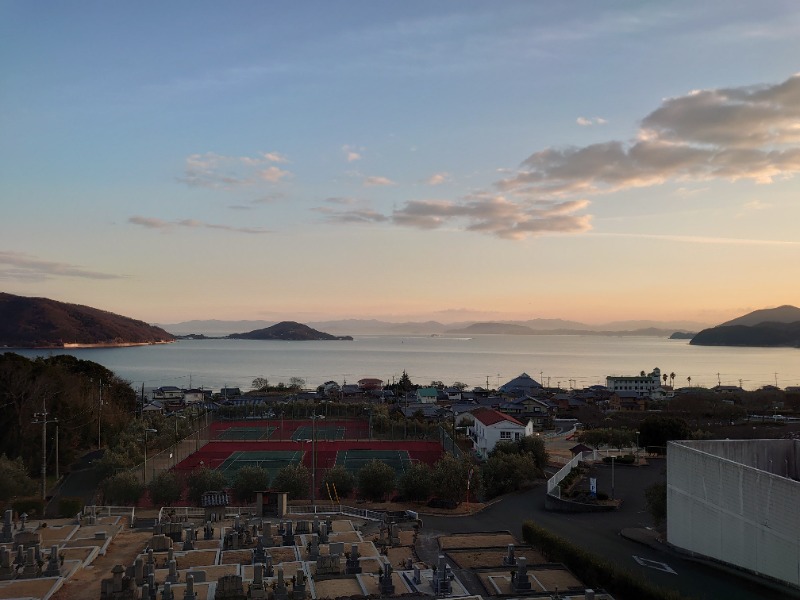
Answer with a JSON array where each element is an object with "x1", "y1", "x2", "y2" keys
[
  {"x1": 446, "y1": 547, "x2": 546, "y2": 568},
  {"x1": 51, "y1": 522, "x2": 152, "y2": 600},
  {"x1": 438, "y1": 532, "x2": 517, "y2": 550}
]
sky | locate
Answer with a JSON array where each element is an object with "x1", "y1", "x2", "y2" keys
[{"x1": 1, "y1": 2, "x2": 799, "y2": 325}]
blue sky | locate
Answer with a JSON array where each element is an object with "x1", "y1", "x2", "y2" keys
[{"x1": 2, "y1": 2, "x2": 799, "y2": 324}]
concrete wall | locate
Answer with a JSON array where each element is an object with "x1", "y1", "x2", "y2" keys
[{"x1": 667, "y1": 440, "x2": 800, "y2": 588}]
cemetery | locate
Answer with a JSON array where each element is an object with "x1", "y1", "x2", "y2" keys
[{"x1": 0, "y1": 498, "x2": 612, "y2": 600}]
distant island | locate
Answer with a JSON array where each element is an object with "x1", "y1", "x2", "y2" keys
[
  {"x1": 669, "y1": 332, "x2": 695, "y2": 340},
  {"x1": 690, "y1": 305, "x2": 800, "y2": 348},
  {"x1": 446, "y1": 322, "x2": 683, "y2": 337},
  {"x1": 227, "y1": 321, "x2": 353, "y2": 341},
  {"x1": 0, "y1": 292, "x2": 175, "y2": 348}
]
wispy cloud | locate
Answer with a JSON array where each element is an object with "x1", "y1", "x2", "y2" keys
[
  {"x1": 426, "y1": 172, "x2": 451, "y2": 186},
  {"x1": 342, "y1": 145, "x2": 363, "y2": 162},
  {"x1": 393, "y1": 195, "x2": 591, "y2": 240},
  {"x1": 128, "y1": 216, "x2": 270, "y2": 234},
  {"x1": 180, "y1": 151, "x2": 291, "y2": 188},
  {"x1": 363, "y1": 175, "x2": 396, "y2": 187},
  {"x1": 0, "y1": 251, "x2": 123, "y2": 281},
  {"x1": 313, "y1": 206, "x2": 389, "y2": 224},
  {"x1": 576, "y1": 116, "x2": 608, "y2": 126}
]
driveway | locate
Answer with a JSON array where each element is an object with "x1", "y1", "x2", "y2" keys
[{"x1": 421, "y1": 460, "x2": 794, "y2": 600}]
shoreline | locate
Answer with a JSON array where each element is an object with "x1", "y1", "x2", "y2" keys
[{"x1": 2, "y1": 340, "x2": 175, "y2": 350}]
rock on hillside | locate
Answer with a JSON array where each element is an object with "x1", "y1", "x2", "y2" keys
[
  {"x1": 227, "y1": 320, "x2": 353, "y2": 341},
  {"x1": 0, "y1": 292, "x2": 175, "y2": 348}
]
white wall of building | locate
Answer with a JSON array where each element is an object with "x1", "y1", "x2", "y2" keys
[
  {"x1": 470, "y1": 417, "x2": 533, "y2": 459},
  {"x1": 667, "y1": 439, "x2": 800, "y2": 588}
]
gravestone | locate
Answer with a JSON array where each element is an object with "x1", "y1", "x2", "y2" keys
[
  {"x1": 183, "y1": 573, "x2": 197, "y2": 600},
  {"x1": 308, "y1": 534, "x2": 319, "y2": 560},
  {"x1": 248, "y1": 563, "x2": 268, "y2": 600},
  {"x1": 134, "y1": 557, "x2": 144, "y2": 585},
  {"x1": 389, "y1": 524, "x2": 400, "y2": 546},
  {"x1": 0, "y1": 547, "x2": 15, "y2": 580},
  {"x1": 261, "y1": 522, "x2": 272, "y2": 546},
  {"x1": 412, "y1": 566, "x2": 421, "y2": 585},
  {"x1": 1, "y1": 510, "x2": 12, "y2": 543},
  {"x1": 379, "y1": 563, "x2": 395, "y2": 596},
  {"x1": 512, "y1": 556, "x2": 531, "y2": 593},
  {"x1": 166, "y1": 559, "x2": 179, "y2": 584},
  {"x1": 264, "y1": 553, "x2": 274, "y2": 577},
  {"x1": 291, "y1": 569, "x2": 307, "y2": 600},
  {"x1": 345, "y1": 543, "x2": 361, "y2": 574},
  {"x1": 150, "y1": 534, "x2": 173, "y2": 552},
  {"x1": 329, "y1": 542, "x2": 344, "y2": 557},
  {"x1": 43, "y1": 545, "x2": 61, "y2": 577},
  {"x1": 314, "y1": 554, "x2": 340, "y2": 576},
  {"x1": 161, "y1": 581, "x2": 174, "y2": 600},
  {"x1": 282, "y1": 521, "x2": 294, "y2": 546},
  {"x1": 252, "y1": 539, "x2": 267, "y2": 565},
  {"x1": 204, "y1": 521, "x2": 214, "y2": 541},
  {"x1": 182, "y1": 525, "x2": 195, "y2": 551},
  {"x1": 21, "y1": 547, "x2": 38, "y2": 578},
  {"x1": 214, "y1": 573, "x2": 246, "y2": 600},
  {"x1": 273, "y1": 567, "x2": 288, "y2": 600},
  {"x1": 312, "y1": 517, "x2": 320, "y2": 534},
  {"x1": 503, "y1": 543, "x2": 516, "y2": 566},
  {"x1": 186, "y1": 570, "x2": 206, "y2": 583},
  {"x1": 318, "y1": 522, "x2": 328, "y2": 544},
  {"x1": 432, "y1": 555, "x2": 452, "y2": 597}
]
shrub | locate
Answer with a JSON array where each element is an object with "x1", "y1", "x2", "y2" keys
[
  {"x1": 148, "y1": 470, "x2": 183, "y2": 506},
  {"x1": 320, "y1": 465, "x2": 355, "y2": 500},
  {"x1": 357, "y1": 460, "x2": 396, "y2": 502},
  {"x1": 12, "y1": 497, "x2": 46, "y2": 519},
  {"x1": 102, "y1": 471, "x2": 143, "y2": 505},
  {"x1": 58, "y1": 497, "x2": 83, "y2": 518},
  {"x1": 272, "y1": 464, "x2": 311, "y2": 500},
  {"x1": 231, "y1": 466, "x2": 270, "y2": 503},
  {"x1": 187, "y1": 467, "x2": 228, "y2": 504},
  {"x1": 398, "y1": 463, "x2": 433, "y2": 502}
]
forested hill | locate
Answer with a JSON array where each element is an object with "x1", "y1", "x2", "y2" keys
[
  {"x1": 0, "y1": 292, "x2": 175, "y2": 347},
  {"x1": 690, "y1": 321, "x2": 800, "y2": 347}
]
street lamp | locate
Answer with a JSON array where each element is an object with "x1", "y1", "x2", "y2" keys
[
  {"x1": 143, "y1": 428, "x2": 157, "y2": 483},
  {"x1": 171, "y1": 415, "x2": 186, "y2": 467}
]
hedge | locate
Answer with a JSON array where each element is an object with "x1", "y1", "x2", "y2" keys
[
  {"x1": 11, "y1": 497, "x2": 46, "y2": 519},
  {"x1": 58, "y1": 497, "x2": 84, "y2": 518},
  {"x1": 521, "y1": 521, "x2": 686, "y2": 600}
]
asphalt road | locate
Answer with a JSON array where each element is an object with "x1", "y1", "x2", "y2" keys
[{"x1": 422, "y1": 460, "x2": 794, "y2": 600}]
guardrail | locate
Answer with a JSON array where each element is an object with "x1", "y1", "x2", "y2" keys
[
  {"x1": 286, "y1": 504, "x2": 384, "y2": 521},
  {"x1": 546, "y1": 452, "x2": 583, "y2": 498},
  {"x1": 82, "y1": 505, "x2": 136, "y2": 522}
]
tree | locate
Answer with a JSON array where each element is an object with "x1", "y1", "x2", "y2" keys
[
  {"x1": 645, "y1": 482, "x2": 667, "y2": 526},
  {"x1": 517, "y1": 435, "x2": 549, "y2": 470},
  {"x1": 482, "y1": 452, "x2": 537, "y2": 498},
  {"x1": 433, "y1": 454, "x2": 481, "y2": 504},
  {"x1": 670, "y1": 372, "x2": 676, "y2": 388},
  {"x1": 0, "y1": 454, "x2": 37, "y2": 501},
  {"x1": 687, "y1": 376, "x2": 692, "y2": 386},
  {"x1": 452, "y1": 382, "x2": 468, "y2": 391},
  {"x1": 102, "y1": 471, "x2": 143, "y2": 505},
  {"x1": 638, "y1": 416, "x2": 690, "y2": 450},
  {"x1": 148, "y1": 470, "x2": 182, "y2": 506},
  {"x1": 251, "y1": 377, "x2": 269, "y2": 392},
  {"x1": 319, "y1": 465, "x2": 355, "y2": 500},
  {"x1": 398, "y1": 462, "x2": 433, "y2": 502},
  {"x1": 663, "y1": 373, "x2": 668, "y2": 386},
  {"x1": 357, "y1": 460, "x2": 396, "y2": 501},
  {"x1": 289, "y1": 377, "x2": 306, "y2": 390},
  {"x1": 272, "y1": 464, "x2": 311, "y2": 500},
  {"x1": 231, "y1": 466, "x2": 270, "y2": 503},
  {"x1": 397, "y1": 370, "x2": 414, "y2": 394},
  {"x1": 187, "y1": 467, "x2": 228, "y2": 504}
]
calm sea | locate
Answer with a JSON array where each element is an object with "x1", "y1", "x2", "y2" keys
[{"x1": 9, "y1": 335, "x2": 800, "y2": 393}]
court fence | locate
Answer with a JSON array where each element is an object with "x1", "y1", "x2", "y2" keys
[{"x1": 133, "y1": 418, "x2": 215, "y2": 486}]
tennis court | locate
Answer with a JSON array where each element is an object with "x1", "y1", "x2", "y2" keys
[
  {"x1": 217, "y1": 449, "x2": 304, "y2": 480},
  {"x1": 335, "y1": 449, "x2": 412, "y2": 475},
  {"x1": 216, "y1": 426, "x2": 276, "y2": 440},
  {"x1": 291, "y1": 424, "x2": 346, "y2": 441}
]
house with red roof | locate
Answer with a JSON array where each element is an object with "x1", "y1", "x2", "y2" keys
[{"x1": 469, "y1": 407, "x2": 534, "y2": 459}]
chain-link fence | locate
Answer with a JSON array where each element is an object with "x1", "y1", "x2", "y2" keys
[{"x1": 134, "y1": 418, "x2": 214, "y2": 485}]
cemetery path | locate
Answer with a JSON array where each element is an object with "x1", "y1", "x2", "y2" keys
[{"x1": 51, "y1": 522, "x2": 152, "y2": 600}]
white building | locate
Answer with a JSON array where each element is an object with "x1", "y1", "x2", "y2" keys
[
  {"x1": 667, "y1": 439, "x2": 800, "y2": 589},
  {"x1": 606, "y1": 367, "x2": 661, "y2": 398},
  {"x1": 469, "y1": 407, "x2": 534, "y2": 459}
]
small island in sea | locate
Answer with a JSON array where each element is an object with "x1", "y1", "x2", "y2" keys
[{"x1": 227, "y1": 320, "x2": 353, "y2": 341}]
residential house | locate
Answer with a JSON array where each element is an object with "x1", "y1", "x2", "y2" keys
[
  {"x1": 416, "y1": 387, "x2": 439, "y2": 404},
  {"x1": 498, "y1": 396, "x2": 555, "y2": 430},
  {"x1": 152, "y1": 386, "x2": 183, "y2": 401},
  {"x1": 469, "y1": 407, "x2": 534, "y2": 459},
  {"x1": 609, "y1": 391, "x2": 647, "y2": 411},
  {"x1": 183, "y1": 389, "x2": 207, "y2": 404},
  {"x1": 358, "y1": 378, "x2": 383, "y2": 391}
]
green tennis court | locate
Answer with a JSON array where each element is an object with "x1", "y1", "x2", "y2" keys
[
  {"x1": 335, "y1": 449, "x2": 412, "y2": 475},
  {"x1": 216, "y1": 426, "x2": 276, "y2": 440},
  {"x1": 218, "y1": 450, "x2": 304, "y2": 480},
  {"x1": 292, "y1": 424, "x2": 346, "y2": 441}
]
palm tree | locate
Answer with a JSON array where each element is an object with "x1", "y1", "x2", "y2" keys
[
  {"x1": 662, "y1": 373, "x2": 668, "y2": 386},
  {"x1": 670, "y1": 372, "x2": 676, "y2": 388},
  {"x1": 687, "y1": 376, "x2": 692, "y2": 387}
]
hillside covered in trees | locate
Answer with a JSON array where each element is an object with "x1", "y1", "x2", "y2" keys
[
  {"x1": 0, "y1": 352, "x2": 137, "y2": 480},
  {"x1": 0, "y1": 292, "x2": 175, "y2": 347}
]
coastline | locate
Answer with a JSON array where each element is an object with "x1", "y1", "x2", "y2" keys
[{"x1": 2, "y1": 340, "x2": 175, "y2": 350}]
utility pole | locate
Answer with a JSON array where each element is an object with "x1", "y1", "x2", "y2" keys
[
  {"x1": 32, "y1": 401, "x2": 58, "y2": 501},
  {"x1": 97, "y1": 378, "x2": 103, "y2": 449}
]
